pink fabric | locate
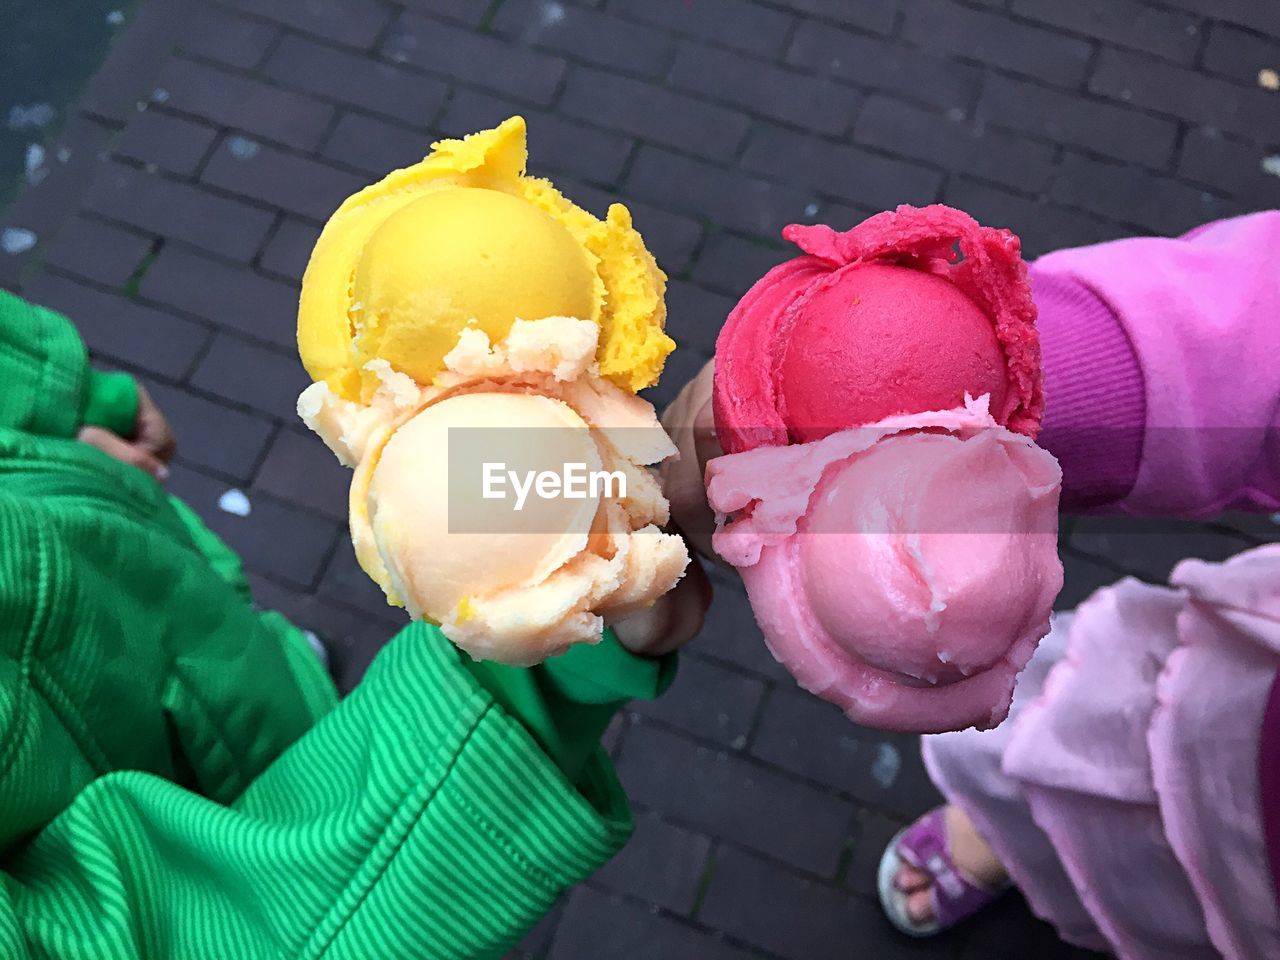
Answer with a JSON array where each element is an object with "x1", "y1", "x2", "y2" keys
[
  {"x1": 924, "y1": 548, "x2": 1280, "y2": 959},
  {"x1": 1150, "y1": 549, "x2": 1280, "y2": 960},
  {"x1": 921, "y1": 614, "x2": 1112, "y2": 952},
  {"x1": 1032, "y1": 210, "x2": 1280, "y2": 518},
  {"x1": 1033, "y1": 270, "x2": 1144, "y2": 511}
]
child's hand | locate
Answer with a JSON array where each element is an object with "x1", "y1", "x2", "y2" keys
[
  {"x1": 659, "y1": 360, "x2": 722, "y2": 563},
  {"x1": 608, "y1": 555, "x2": 712, "y2": 658},
  {"x1": 607, "y1": 362, "x2": 721, "y2": 658},
  {"x1": 78, "y1": 384, "x2": 177, "y2": 481}
]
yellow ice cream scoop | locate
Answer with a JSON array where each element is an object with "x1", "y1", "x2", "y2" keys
[{"x1": 298, "y1": 116, "x2": 674, "y2": 399}]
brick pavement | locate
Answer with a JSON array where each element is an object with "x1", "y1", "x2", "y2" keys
[{"x1": 4, "y1": 1, "x2": 1280, "y2": 956}]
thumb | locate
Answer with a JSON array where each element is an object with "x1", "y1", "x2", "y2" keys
[{"x1": 77, "y1": 426, "x2": 170, "y2": 481}]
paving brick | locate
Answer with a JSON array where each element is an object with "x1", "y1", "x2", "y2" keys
[
  {"x1": 321, "y1": 111, "x2": 429, "y2": 180},
  {"x1": 1010, "y1": 0, "x2": 1202, "y2": 64},
  {"x1": 692, "y1": 232, "x2": 789, "y2": 296},
  {"x1": 845, "y1": 808, "x2": 908, "y2": 897},
  {"x1": 590, "y1": 812, "x2": 712, "y2": 914},
  {"x1": 944, "y1": 179, "x2": 1123, "y2": 257},
  {"x1": 786, "y1": 20, "x2": 981, "y2": 113},
  {"x1": 1051, "y1": 152, "x2": 1242, "y2": 235},
  {"x1": 441, "y1": 89, "x2": 633, "y2": 186},
  {"x1": 1068, "y1": 516, "x2": 1257, "y2": 583},
  {"x1": 668, "y1": 40, "x2": 861, "y2": 136},
  {"x1": 179, "y1": 3, "x2": 280, "y2": 69},
  {"x1": 42, "y1": 216, "x2": 153, "y2": 288},
  {"x1": 741, "y1": 124, "x2": 942, "y2": 211},
  {"x1": 616, "y1": 722, "x2": 853, "y2": 876},
  {"x1": 563, "y1": 182, "x2": 703, "y2": 274},
  {"x1": 751, "y1": 688, "x2": 941, "y2": 820},
  {"x1": 550, "y1": 887, "x2": 754, "y2": 960},
  {"x1": 244, "y1": 574, "x2": 399, "y2": 694},
  {"x1": 629, "y1": 146, "x2": 815, "y2": 240},
  {"x1": 115, "y1": 109, "x2": 218, "y2": 177},
  {"x1": 903, "y1": 0, "x2": 1094, "y2": 88},
  {"x1": 1203, "y1": 22, "x2": 1280, "y2": 85},
  {"x1": 511, "y1": 898, "x2": 564, "y2": 960},
  {"x1": 23, "y1": 272, "x2": 208, "y2": 381},
  {"x1": 165, "y1": 462, "x2": 340, "y2": 588},
  {"x1": 601, "y1": 713, "x2": 628, "y2": 759},
  {"x1": 254, "y1": 427, "x2": 351, "y2": 521},
  {"x1": 771, "y1": 0, "x2": 897, "y2": 36},
  {"x1": 560, "y1": 67, "x2": 749, "y2": 161},
  {"x1": 318, "y1": 539, "x2": 402, "y2": 619},
  {"x1": 77, "y1": 0, "x2": 188, "y2": 124},
  {"x1": 699, "y1": 846, "x2": 939, "y2": 960},
  {"x1": 819, "y1": 201, "x2": 878, "y2": 232},
  {"x1": 0, "y1": 113, "x2": 115, "y2": 289},
  {"x1": 140, "y1": 247, "x2": 300, "y2": 350},
  {"x1": 1057, "y1": 547, "x2": 1123, "y2": 610},
  {"x1": 493, "y1": 0, "x2": 676, "y2": 80},
  {"x1": 664, "y1": 281, "x2": 735, "y2": 355},
  {"x1": 153, "y1": 58, "x2": 335, "y2": 152},
  {"x1": 264, "y1": 34, "x2": 446, "y2": 127},
  {"x1": 631, "y1": 653, "x2": 766, "y2": 747},
  {"x1": 638, "y1": 336, "x2": 712, "y2": 411},
  {"x1": 189, "y1": 333, "x2": 310, "y2": 418},
  {"x1": 855, "y1": 95, "x2": 1056, "y2": 194},
  {"x1": 1214, "y1": 512, "x2": 1280, "y2": 545},
  {"x1": 687, "y1": 566, "x2": 792, "y2": 680},
  {"x1": 1152, "y1": 0, "x2": 1280, "y2": 37},
  {"x1": 959, "y1": 892, "x2": 1110, "y2": 959},
  {"x1": 1090, "y1": 46, "x2": 1280, "y2": 141},
  {"x1": 84, "y1": 162, "x2": 275, "y2": 263},
  {"x1": 397, "y1": 0, "x2": 487, "y2": 27},
  {"x1": 217, "y1": 0, "x2": 394, "y2": 50},
  {"x1": 202, "y1": 136, "x2": 366, "y2": 222},
  {"x1": 140, "y1": 378, "x2": 274, "y2": 480},
  {"x1": 610, "y1": 0, "x2": 796, "y2": 58},
  {"x1": 978, "y1": 73, "x2": 1178, "y2": 168},
  {"x1": 382, "y1": 12, "x2": 567, "y2": 106},
  {"x1": 259, "y1": 219, "x2": 323, "y2": 282},
  {"x1": 1178, "y1": 128, "x2": 1280, "y2": 206}
]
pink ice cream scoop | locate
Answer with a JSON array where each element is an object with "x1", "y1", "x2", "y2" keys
[
  {"x1": 708, "y1": 398, "x2": 1062, "y2": 732},
  {"x1": 709, "y1": 206, "x2": 1063, "y2": 732}
]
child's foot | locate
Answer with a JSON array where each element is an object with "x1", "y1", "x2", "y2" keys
[{"x1": 877, "y1": 805, "x2": 1010, "y2": 936}]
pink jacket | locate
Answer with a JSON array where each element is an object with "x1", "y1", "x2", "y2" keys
[
  {"x1": 1030, "y1": 211, "x2": 1280, "y2": 912},
  {"x1": 1032, "y1": 211, "x2": 1280, "y2": 517}
]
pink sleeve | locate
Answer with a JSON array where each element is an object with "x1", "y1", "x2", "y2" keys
[{"x1": 1031, "y1": 211, "x2": 1280, "y2": 518}]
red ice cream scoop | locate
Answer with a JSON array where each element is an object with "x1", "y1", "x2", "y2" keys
[{"x1": 712, "y1": 204, "x2": 1044, "y2": 454}]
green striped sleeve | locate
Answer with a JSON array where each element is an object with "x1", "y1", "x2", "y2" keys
[
  {"x1": 2, "y1": 622, "x2": 632, "y2": 959},
  {"x1": 0, "y1": 289, "x2": 139, "y2": 438}
]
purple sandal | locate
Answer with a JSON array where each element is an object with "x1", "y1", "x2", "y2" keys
[{"x1": 877, "y1": 807, "x2": 1008, "y2": 937}]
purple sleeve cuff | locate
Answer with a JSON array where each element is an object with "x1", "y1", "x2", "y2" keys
[{"x1": 1031, "y1": 268, "x2": 1146, "y2": 512}]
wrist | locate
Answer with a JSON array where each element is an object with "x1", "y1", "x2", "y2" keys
[{"x1": 1032, "y1": 268, "x2": 1145, "y2": 511}]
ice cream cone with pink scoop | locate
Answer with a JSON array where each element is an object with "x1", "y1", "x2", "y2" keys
[
  {"x1": 294, "y1": 117, "x2": 689, "y2": 666},
  {"x1": 704, "y1": 205, "x2": 1063, "y2": 733}
]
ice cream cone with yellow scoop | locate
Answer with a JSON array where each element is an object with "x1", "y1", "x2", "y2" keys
[{"x1": 296, "y1": 117, "x2": 689, "y2": 665}]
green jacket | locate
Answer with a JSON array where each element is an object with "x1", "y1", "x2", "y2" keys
[{"x1": 0, "y1": 290, "x2": 671, "y2": 959}]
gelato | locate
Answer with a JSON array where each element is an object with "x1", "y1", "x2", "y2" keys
[
  {"x1": 296, "y1": 119, "x2": 688, "y2": 665},
  {"x1": 708, "y1": 396, "x2": 1062, "y2": 732},
  {"x1": 708, "y1": 205, "x2": 1062, "y2": 732},
  {"x1": 714, "y1": 204, "x2": 1043, "y2": 453}
]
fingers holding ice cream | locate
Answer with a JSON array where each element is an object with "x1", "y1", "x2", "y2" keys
[{"x1": 295, "y1": 118, "x2": 689, "y2": 665}]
